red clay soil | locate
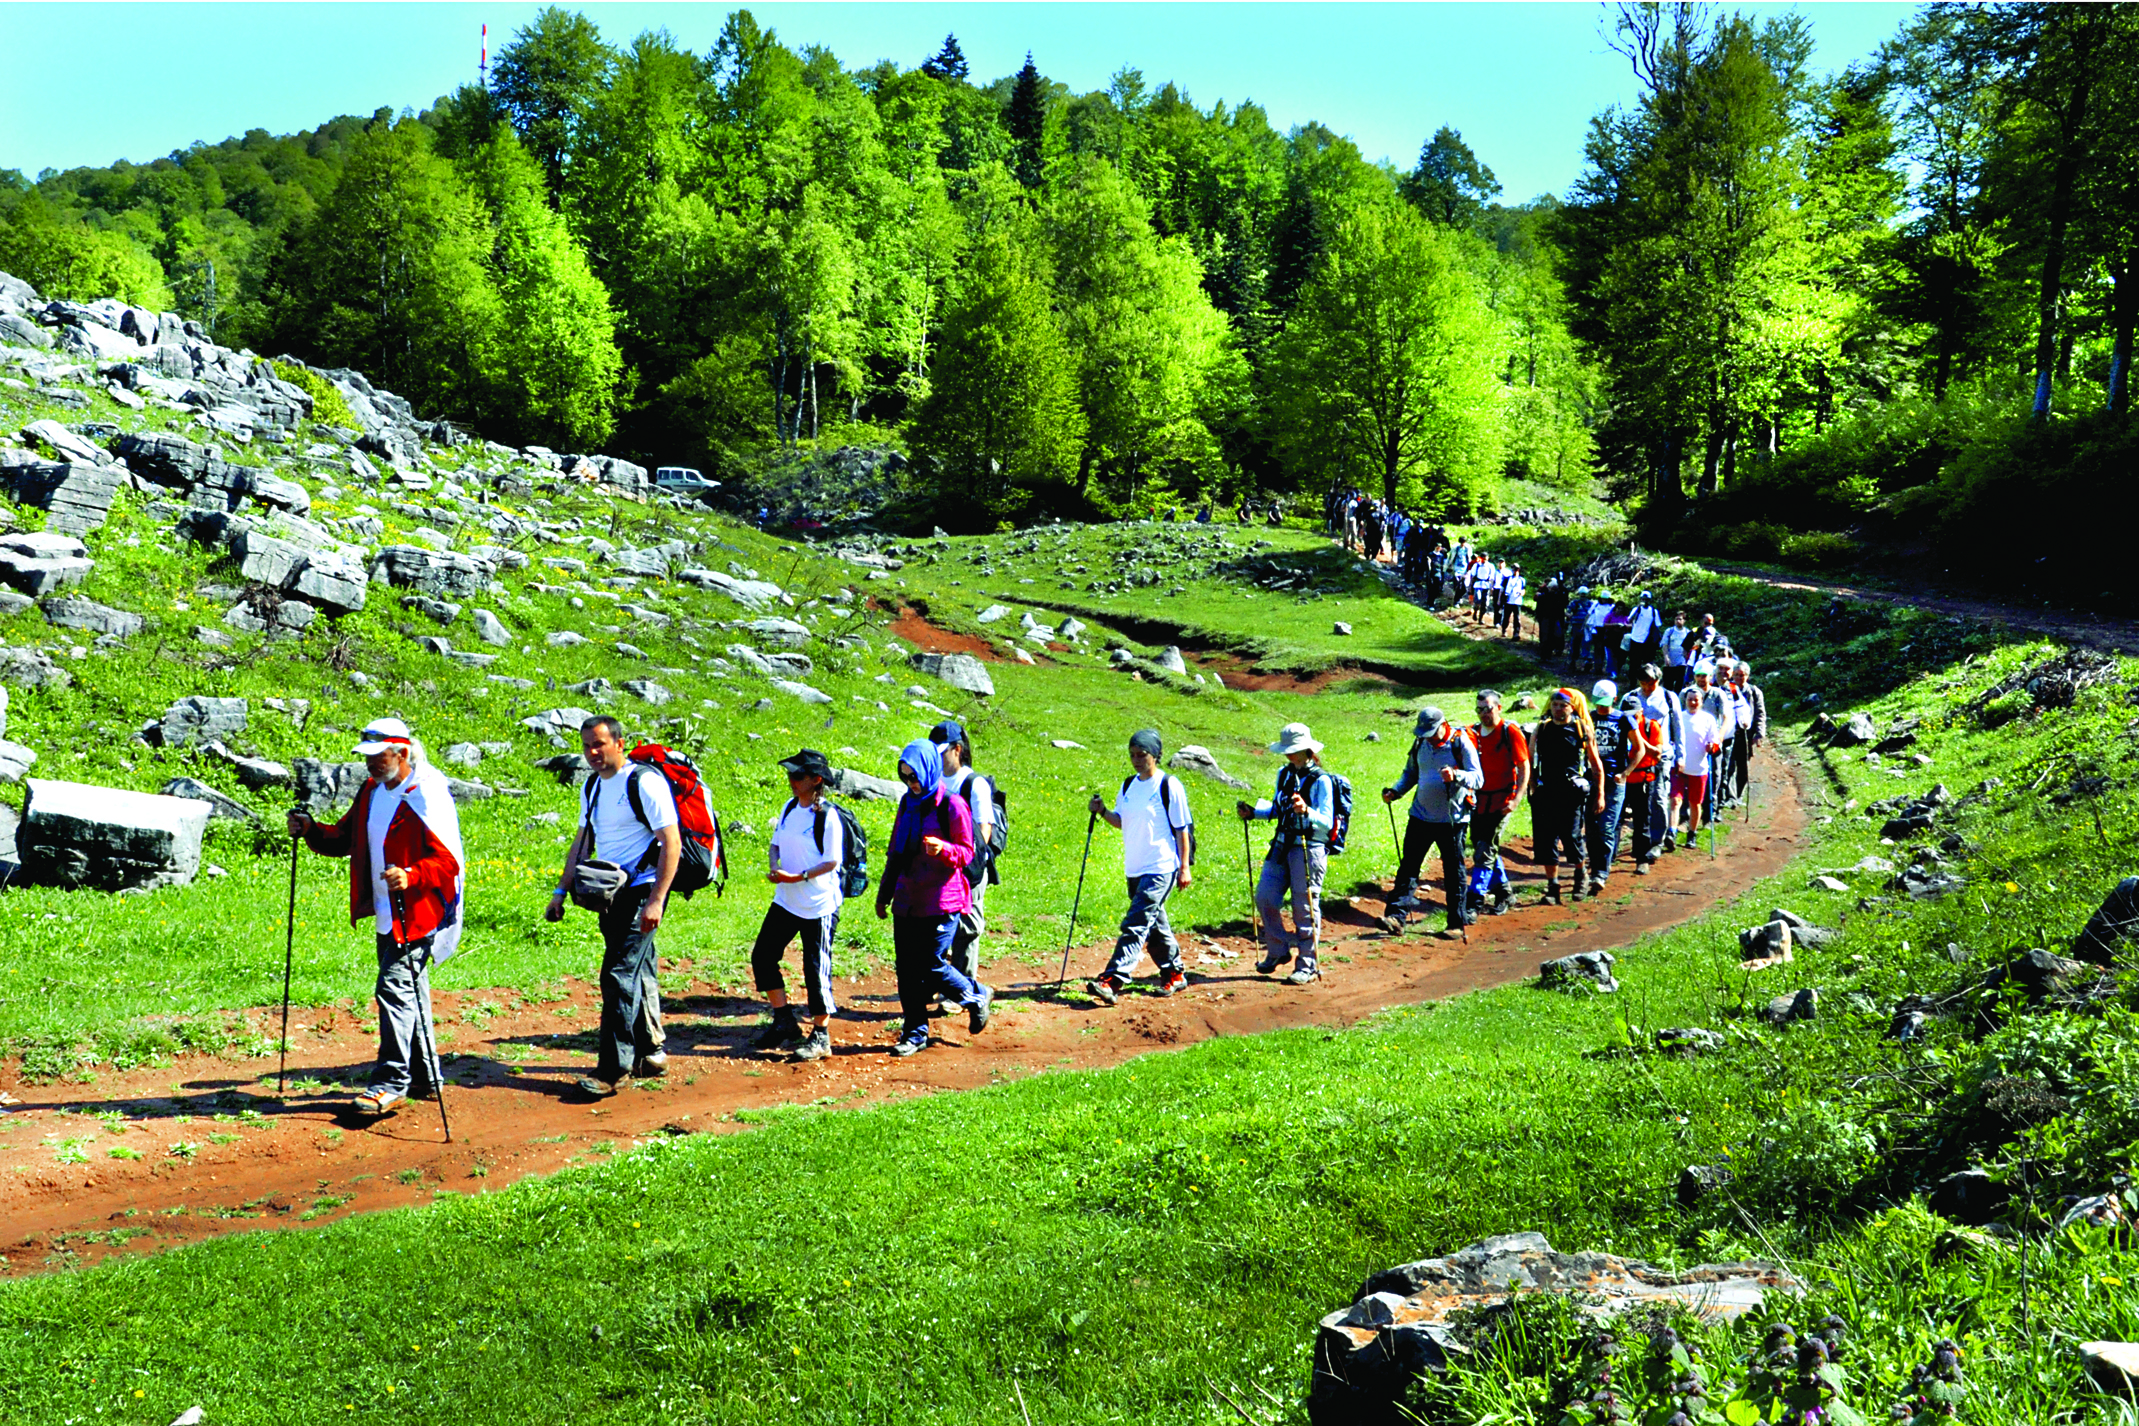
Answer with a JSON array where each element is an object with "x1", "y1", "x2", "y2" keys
[
  {"x1": 0, "y1": 745, "x2": 1805, "y2": 1276},
  {"x1": 1186, "y1": 651, "x2": 1374, "y2": 694},
  {"x1": 884, "y1": 605, "x2": 1005, "y2": 662}
]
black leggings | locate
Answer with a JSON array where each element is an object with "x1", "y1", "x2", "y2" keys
[{"x1": 1531, "y1": 789, "x2": 1585, "y2": 871}]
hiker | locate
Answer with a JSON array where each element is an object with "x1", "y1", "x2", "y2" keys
[
  {"x1": 1661, "y1": 611, "x2": 1691, "y2": 691},
  {"x1": 545, "y1": 715, "x2": 681, "y2": 1098},
  {"x1": 930, "y1": 720, "x2": 998, "y2": 987},
  {"x1": 875, "y1": 738, "x2": 993, "y2": 1056},
  {"x1": 1084, "y1": 729, "x2": 1194, "y2": 1005},
  {"x1": 1239, "y1": 722, "x2": 1336, "y2": 983},
  {"x1": 1728, "y1": 662, "x2": 1768, "y2": 802},
  {"x1": 1623, "y1": 592, "x2": 1663, "y2": 671},
  {"x1": 1465, "y1": 691, "x2": 1529, "y2": 917},
  {"x1": 287, "y1": 718, "x2": 464, "y2": 1119},
  {"x1": 1500, "y1": 564, "x2": 1526, "y2": 640},
  {"x1": 1616, "y1": 693, "x2": 1668, "y2": 875},
  {"x1": 1379, "y1": 706, "x2": 1482, "y2": 937},
  {"x1": 1687, "y1": 661, "x2": 1737, "y2": 827},
  {"x1": 1584, "y1": 680, "x2": 1657, "y2": 895},
  {"x1": 1534, "y1": 576, "x2": 1568, "y2": 656},
  {"x1": 1669, "y1": 686, "x2": 1725, "y2": 850},
  {"x1": 748, "y1": 749, "x2": 843, "y2": 1062},
  {"x1": 1565, "y1": 586, "x2": 1594, "y2": 667},
  {"x1": 1529, "y1": 689, "x2": 1605, "y2": 903},
  {"x1": 1633, "y1": 664, "x2": 1679, "y2": 855}
]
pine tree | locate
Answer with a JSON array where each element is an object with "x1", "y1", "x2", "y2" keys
[
  {"x1": 1401, "y1": 126, "x2": 1501, "y2": 228},
  {"x1": 1008, "y1": 55, "x2": 1047, "y2": 189},
  {"x1": 920, "y1": 34, "x2": 969, "y2": 82}
]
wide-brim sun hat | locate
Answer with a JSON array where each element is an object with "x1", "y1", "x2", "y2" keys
[
  {"x1": 353, "y1": 718, "x2": 414, "y2": 756},
  {"x1": 1269, "y1": 722, "x2": 1323, "y2": 756}
]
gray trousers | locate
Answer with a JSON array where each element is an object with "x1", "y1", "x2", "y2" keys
[
  {"x1": 371, "y1": 932, "x2": 439, "y2": 1098},
  {"x1": 1256, "y1": 843, "x2": 1327, "y2": 969},
  {"x1": 1101, "y1": 872, "x2": 1182, "y2": 982},
  {"x1": 949, "y1": 878, "x2": 987, "y2": 982}
]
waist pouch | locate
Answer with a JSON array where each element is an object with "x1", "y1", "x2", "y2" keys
[{"x1": 570, "y1": 859, "x2": 632, "y2": 912}]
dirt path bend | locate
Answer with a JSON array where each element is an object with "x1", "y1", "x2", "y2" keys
[
  {"x1": 1698, "y1": 563, "x2": 2137, "y2": 657},
  {"x1": 0, "y1": 742, "x2": 1806, "y2": 1276}
]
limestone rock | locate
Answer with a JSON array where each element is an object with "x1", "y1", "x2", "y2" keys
[
  {"x1": 42, "y1": 595, "x2": 143, "y2": 640},
  {"x1": 160, "y1": 696, "x2": 247, "y2": 749},
  {"x1": 0, "y1": 738, "x2": 33, "y2": 782},
  {"x1": 624, "y1": 679, "x2": 671, "y2": 706},
  {"x1": 908, "y1": 651, "x2": 994, "y2": 698},
  {"x1": 1156, "y1": 645, "x2": 1188, "y2": 675},
  {"x1": 205, "y1": 740, "x2": 290, "y2": 789},
  {"x1": 0, "y1": 532, "x2": 93, "y2": 597},
  {"x1": 158, "y1": 775, "x2": 255, "y2": 821},
  {"x1": 740, "y1": 616, "x2": 810, "y2": 648},
  {"x1": 473, "y1": 608, "x2": 512, "y2": 647},
  {"x1": 1656, "y1": 1026, "x2": 1725, "y2": 1055},
  {"x1": 444, "y1": 742, "x2": 484, "y2": 768},
  {"x1": 369, "y1": 544, "x2": 496, "y2": 600},
  {"x1": 1761, "y1": 988, "x2": 1819, "y2": 1026},
  {"x1": 3, "y1": 460, "x2": 125, "y2": 534},
  {"x1": 975, "y1": 604, "x2": 1008, "y2": 623},
  {"x1": 521, "y1": 706, "x2": 596, "y2": 737},
  {"x1": 224, "y1": 596, "x2": 315, "y2": 638},
  {"x1": 1540, "y1": 950, "x2": 1618, "y2": 993},
  {"x1": 402, "y1": 595, "x2": 462, "y2": 625},
  {"x1": 829, "y1": 766, "x2": 902, "y2": 802},
  {"x1": 1333, "y1": 621, "x2": 1352, "y2": 636},
  {"x1": 678, "y1": 567, "x2": 785, "y2": 611},
  {"x1": 772, "y1": 678, "x2": 833, "y2": 705},
  {"x1": 0, "y1": 645, "x2": 72, "y2": 689},
  {"x1": 1832, "y1": 711, "x2": 1879, "y2": 747},
  {"x1": 1169, "y1": 744, "x2": 1253, "y2": 791},
  {"x1": 18, "y1": 777, "x2": 212, "y2": 891},
  {"x1": 547, "y1": 631, "x2": 587, "y2": 648},
  {"x1": 292, "y1": 758, "x2": 368, "y2": 809}
]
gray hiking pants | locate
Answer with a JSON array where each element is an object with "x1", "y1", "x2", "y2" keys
[
  {"x1": 1257, "y1": 843, "x2": 1327, "y2": 970},
  {"x1": 1100, "y1": 872, "x2": 1183, "y2": 982},
  {"x1": 371, "y1": 932, "x2": 440, "y2": 1098}
]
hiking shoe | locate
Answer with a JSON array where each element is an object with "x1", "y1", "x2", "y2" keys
[
  {"x1": 1542, "y1": 881, "x2": 1562, "y2": 905},
  {"x1": 1437, "y1": 925, "x2": 1466, "y2": 940},
  {"x1": 1588, "y1": 878, "x2": 1608, "y2": 898},
  {"x1": 791, "y1": 1027, "x2": 831, "y2": 1062},
  {"x1": 637, "y1": 1052, "x2": 669, "y2": 1078},
  {"x1": 1256, "y1": 954, "x2": 1287, "y2": 976},
  {"x1": 1490, "y1": 891, "x2": 1514, "y2": 916},
  {"x1": 888, "y1": 1029, "x2": 929, "y2": 1057},
  {"x1": 572, "y1": 1075, "x2": 622, "y2": 1100},
  {"x1": 1086, "y1": 976, "x2": 1120, "y2": 1006},
  {"x1": 751, "y1": 1011, "x2": 802, "y2": 1051},
  {"x1": 1158, "y1": 970, "x2": 1188, "y2": 997},
  {"x1": 967, "y1": 984, "x2": 995, "y2": 1035},
  {"x1": 1633, "y1": 863, "x2": 1650, "y2": 877},
  {"x1": 354, "y1": 1088, "x2": 404, "y2": 1116},
  {"x1": 1376, "y1": 913, "x2": 1406, "y2": 935},
  {"x1": 1662, "y1": 833, "x2": 1677, "y2": 853},
  {"x1": 1286, "y1": 967, "x2": 1321, "y2": 986}
]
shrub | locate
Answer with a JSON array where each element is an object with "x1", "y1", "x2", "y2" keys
[
  {"x1": 268, "y1": 362, "x2": 360, "y2": 431},
  {"x1": 1779, "y1": 530, "x2": 1858, "y2": 567}
]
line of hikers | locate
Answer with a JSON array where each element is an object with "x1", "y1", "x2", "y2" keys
[{"x1": 286, "y1": 658, "x2": 1764, "y2": 1114}]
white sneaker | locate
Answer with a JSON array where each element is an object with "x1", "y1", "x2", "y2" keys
[{"x1": 1286, "y1": 967, "x2": 1321, "y2": 986}]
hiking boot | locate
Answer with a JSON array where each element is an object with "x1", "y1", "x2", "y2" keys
[
  {"x1": 967, "y1": 984, "x2": 995, "y2": 1035},
  {"x1": 1588, "y1": 877, "x2": 1608, "y2": 899},
  {"x1": 1436, "y1": 925, "x2": 1467, "y2": 940},
  {"x1": 1255, "y1": 953, "x2": 1287, "y2": 976},
  {"x1": 1286, "y1": 967, "x2": 1321, "y2": 986},
  {"x1": 1490, "y1": 890, "x2": 1515, "y2": 916},
  {"x1": 1571, "y1": 872, "x2": 1590, "y2": 899},
  {"x1": 752, "y1": 1009, "x2": 802, "y2": 1051},
  {"x1": 638, "y1": 1052, "x2": 669, "y2": 1078},
  {"x1": 1376, "y1": 912, "x2": 1407, "y2": 935},
  {"x1": 888, "y1": 1027, "x2": 929, "y2": 1057},
  {"x1": 1158, "y1": 969, "x2": 1188, "y2": 997},
  {"x1": 354, "y1": 1088, "x2": 404, "y2": 1116},
  {"x1": 572, "y1": 1075, "x2": 622, "y2": 1100},
  {"x1": 1542, "y1": 880, "x2": 1562, "y2": 905},
  {"x1": 1086, "y1": 976, "x2": 1120, "y2": 1006},
  {"x1": 791, "y1": 1027, "x2": 831, "y2": 1062},
  {"x1": 1662, "y1": 832, "x2": 1677, "y2": 853},
  {"x1": 1633, "y1": 863, "x2": 1650, "y2": 877}
]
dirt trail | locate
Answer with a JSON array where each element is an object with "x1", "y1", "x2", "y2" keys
[
  {"x1": 1702, "y1": 563, "x2": 2137, "y2": 656},
  {"x1": 0, "y1": 742, "x2": 1805, "y2": 1274}
]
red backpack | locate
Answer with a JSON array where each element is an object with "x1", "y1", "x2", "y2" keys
[{"x1": 583, "y1": 744, "x2": 728, "y2": 898}]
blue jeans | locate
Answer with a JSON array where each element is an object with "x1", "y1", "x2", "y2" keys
[
  {"x1": 1102, "y1": 873, "x2": 1182, "y2": 982},
  {"x1": 1587, "y1": 776, "x2": 1628, "y2": 881},
  {"x1": 1256, "y1": 843, "x2": 1326, "y2": 969},
  {"x1": 893, "y1": 913, "x2": 981, "y2": 1038}
]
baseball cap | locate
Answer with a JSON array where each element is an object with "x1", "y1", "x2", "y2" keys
[
  {"x1": 927, "y1": 720, "x2": 967, "y2": 749},
  {"x1": 353, "y1": 718, "x2": 414, "y2": 756},
  {"x1": 779, "y1": 748, "x2": 831, "y2": 780}
]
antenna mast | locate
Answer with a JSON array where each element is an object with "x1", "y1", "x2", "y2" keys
[{"x1": 480, "y1": 23, "x2": 489, "y2": 88}]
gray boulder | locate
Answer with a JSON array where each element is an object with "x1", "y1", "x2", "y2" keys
[
  {"x1": 521, "y1": 706, "x2": 596, "y2": 737},
  {"x1": 908, "y1": 651, "x2": 995, "y2": 698},
  {"x1": 17, "y1": 778, "x2": 212, "y2": 891},
  {"x1": 0, "y1": 645, "x2": 72, "y2": 689},
  {"x1": 225, "y1": 596, "x2": 316, "y2": 638},
  {"x1": 741, "y1": 616, "x2": 810, "y2": 648},
  {"x1": 0, "y1": 532, "x2": 93, "y2": 597},
  {"x1": 444, "y1": 742, "x2": 483, "y2": 768},
  {"x1": 1832, "y1": 712, "x2": 1880, "y2": 747},
  {"x1": 235, "y1": 531, "x2": 367, "y2": 614},
  {"x1": 22, "y1": 420, "x2": 109, "y2": 467},
  {"x1": 160, "y1": 696, "x2": 247, "y2": 749},
  {"x1": 0, "y1": 738, "x2": 33, "y2": 782},
  {"x1": 0, "y1": 682, "x2": 7, "y2": 737},
  {"x1": 0, "y1": 311, "x2": 51, "y2": 349},
  {"x1": 43, "y1": 596, "x2": 143, "y2": 640},
  {"x1": 473, "y1": 608, "x2": 513, "y2": 647},
  {"x1": 369, "y1": 544, "x2": 497, "y2": 599},
  {"x1": 829, "y1": 765, "x2": 903, "y2": 802},
  {"x1": 1656, "y1": 1026, "x2": 1726, "y2": 1055},
  {"x1": 1761, "y1": 988, "x2": 1819, "y2": 1026},
  {"x1": 250, "y1": 474, "x2": 311, "y2": 516},
  {"x1": 292, "y1": 758, "x2": 368, "y2": 808},
  {"x1": 1156, "y1": 645, "x2": 1189, "y2": 674},
  {"x1": 624, "y1": 679, "x2": 671, "y2": 706},
  {"x1": 679, "y1": 567, "x2": 786, "y2": 611},
  {"x1": 402, "y1": 595, "x2": 462, "y2": 625},
  {"x1": 3, "y1": 460, "x2": 125, "y2": 534},
  {"x1": 772, "y1": 678, "x2": 833, "y2": 705},
  {"x1": 1168, "y1": 744, "x2": 1253, "y2": 790},
  {"x1": 159, "y1": 775, "x2": 256, "y2": 821},
  {"x1": 1540, "y1": 950, "x2": 1618, "y2": 993},
  {"x1": 205, "y1": 740, "x2": 291, "y2": 789}
]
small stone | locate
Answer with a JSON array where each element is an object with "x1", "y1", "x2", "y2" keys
[
  {"x1": 1051, "y1": 739, "x2": 1085, "y2": 750},
  {"x1": 1333, "y1": 621, "x2": 1352, "y2": 636},
  {"x1": 1812, "y1": 874, "x2": 1849, "y2": 893},
  {"x1": 2081, "y1": 1342, "x2": 2139, "y2": 1394}
]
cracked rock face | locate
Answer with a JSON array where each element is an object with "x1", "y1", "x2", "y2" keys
[{"x1": 1309, "y1": 1233, "x2": 1797, "y2": 1420}]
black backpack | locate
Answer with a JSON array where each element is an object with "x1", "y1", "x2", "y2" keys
[
  {"x1": 950, "y1": 772, "x2": 1009, "y2": 887},
  {"x1": 1281, "y1": 764, "x2": 1355, "y2": 854},
  {"x1": 782, "y1": 796, "x2": 869, "y2": 899},
  {"x1": 1121, "y1": 773, "x2": 1196, "y2": 867}
]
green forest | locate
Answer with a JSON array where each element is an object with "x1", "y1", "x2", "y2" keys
[{"x1": 3, "y1": 3, "x2": 2135, "y2": 593}]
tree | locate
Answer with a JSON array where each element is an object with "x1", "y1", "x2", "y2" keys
[
  {"x1": 911, "y1": 225, "x2": 1085, "y2": 524},
  {"x1": 920, "y1": 34, "x2": 968, "y2": 83},
  {"x1": 465, "y1": 130, "x2": 621, "y2": 447},
  {"x1": 492, "y1": 6, "x2": 615, "y2": 197},
  {"x1": 1007, "y1": 55, "x2": 1047, "y2": 189},
  {"x1": 1401, "y1": 126, "x2": 1500, "y2": 228},
  {"x1": 1268, "y1": 201, "x2": 1504, "y2": 513}
]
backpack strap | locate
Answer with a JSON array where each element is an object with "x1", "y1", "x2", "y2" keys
[{"x1": 813, "y1": 804, "x2": 827, "y2": 855}]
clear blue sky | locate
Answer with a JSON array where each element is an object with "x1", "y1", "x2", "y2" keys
[{"x1": 0, "y1": 2, "x2": 1917, "y2": 202}]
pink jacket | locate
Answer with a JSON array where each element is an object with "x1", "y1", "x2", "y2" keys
[{"x1": 882, "y1": 788, "x2": 974, "y2": 917}]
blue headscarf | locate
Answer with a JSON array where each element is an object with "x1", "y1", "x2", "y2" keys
[{"x1": 890, "y1": 738, "x2": 945, "y2": 856}]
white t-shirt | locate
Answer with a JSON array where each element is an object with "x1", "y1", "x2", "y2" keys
[
  {"x1": 585, "y1": 764, "x2": 678, "y2": 887},
  {"x1": 1662, "y1": 626, "x2": 1690, "y2": 666},
  {"x1": 1116, "y1": 773, "x2": 1191, "y2": 879},
  {"x1": 770, "y1": 797, "x2": 844, "y2": 919},
  {"x1": 366, "y1": 776, "x2": 409, "y2": 934},
  {"x1": 1677, "y1": 710, "x2": 1721, "y2": 777},
  {"x1": 1503, "y1": 575, "x2": 1526, "y2": 606},
  {"x1": 1627, "y1": 604, "x2": 1661, "y2": 641}
]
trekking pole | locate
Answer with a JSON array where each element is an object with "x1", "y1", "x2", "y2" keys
[
  {"x1": 1054, "y1": 810, "x2": 1098, "y2": 992},
  {"x1": 1244, "y1": 817, "x2": 1261, "y2": 944},
  {"x1": 277, "y1": 804, "x2": 302, "y2": 1094},
  {"x1": 1384, "y1": 800, "x2": 1400, "y2": 877},
  {"x1": 393, "y1": 887, "x2": 452, "y2": 1142}
]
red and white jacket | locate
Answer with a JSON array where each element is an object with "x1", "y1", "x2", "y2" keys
[{"x1": 302, "y1": 771, "x2": 465, "y2": 953}]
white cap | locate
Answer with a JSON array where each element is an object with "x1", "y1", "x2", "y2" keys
[
  {"x1": 353, "y1": 717, "x2": 414, "y2": 756},
  {"x1": 1590, "y1": 679, "x2": 1617, "y2": 706}
]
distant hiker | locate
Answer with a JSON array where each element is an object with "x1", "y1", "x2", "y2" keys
[
  {"x1": 1616, "y1": 692, "x2": 1668, "y2": 875},
  {"x1": 1466, "y1": 690, "x2": 1529, "y2": 916},
  {"x1": 1686, "y1": 661, "x2": 1737, "y2": 826},
  {"x1": 1535, "y1": 576, "x2": 1568, "y2": 655},
  {"x1": 1670, "y1": 685, "x2": 1725, "y2": 850},
  {"x1": 1529, "y1": 689, "x2": 1605, "y2": 903},
  {"x1": 749, "y1": 749, "x2": 844, "y2": 1062},
  {"x1": 1084, "y1": 729, "x2": 1194, "y2": 1006},
  {"x1": 1240, "y1": 722, "x2": 1335, "y2": 983},
  {"x1": 546, "y1": 715, "x2": 681, "y2": 1098},
  {"x1": 1500, "y1": 564, "x2": 1526, "y2": 640},
  {"x1": 1623, "y1": 591, "x2": 1663, "y2": 671},
  {"x1": 1728, "y1": 662, "x2": 1768, "y2": 802},
  {"x1": 1661, "y1": 611, "x2": 1691, "y2": 690},
  {"x1": 1378, "y1": 706, "x2": 1482, "y2": 938},
  {"x1": 1633, "y1": 664, "x2": 1679, "y2": 855},
  {"x1": 876, "y1": 738, "x2": 992, "y2": 1056},
  {"x1": 1565, "y1": 586, "x2": 1594, "y2": 667},
  {"x1": 1584, "y1": 680, "x2": 1657, "y2": 895},
  {"x1": 288, "y1": 718, "x2": 464, "y2": 1118},
  {"x1": 930, "y1": 720, "x2": 999, "y2": 987}
]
